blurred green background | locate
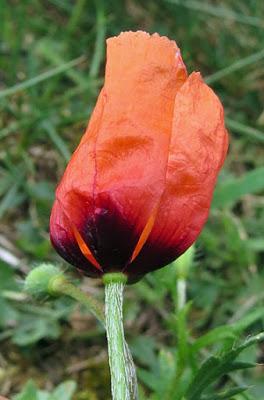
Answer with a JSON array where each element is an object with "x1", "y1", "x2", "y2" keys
[{"x1": 0, "y1": 0, "x2": 264, "y2": 399}]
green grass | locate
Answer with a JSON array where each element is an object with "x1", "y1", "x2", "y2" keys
[{"x1": 1, "y1": 0, "x2": 264, "y2": 399}]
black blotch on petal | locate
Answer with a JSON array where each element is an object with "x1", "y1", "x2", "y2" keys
[{"x1": 81, "y1": 192, "x2": 140, "y2": 272}]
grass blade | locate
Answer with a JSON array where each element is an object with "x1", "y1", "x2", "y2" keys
[
  {"x1": 89, "y1": 0, "x2": 106, "y2": 79},
  {"x1": 205, "y1": 48, "x2": 264, "y2": 84},
  {"x1": 0, "y1": 55, "x2": 86, "y2": 99},
  {"x1": 41, "y1": 120, "x2": 71, "y2": 162},
  {"x1": 225, "y1": 118, "x2": 264, "y2": 143},
  {"x1": 165, "y1": 0, "x2": 264, "y2": 28}
]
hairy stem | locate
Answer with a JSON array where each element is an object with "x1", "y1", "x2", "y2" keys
[
  {"x1": 50, "y1": 276, "x2": 105, "y2": 326},
  {"x1": 103, "y1": 273, "x2": 138, "y2": 400}
]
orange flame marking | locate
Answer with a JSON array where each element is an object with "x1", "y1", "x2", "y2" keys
[
  {"x1": 72, "y1": 225, "x2": 102, "y2": 271},
  {"x1": 130, "y1": 205, "x2": 159, "y2": 263}
]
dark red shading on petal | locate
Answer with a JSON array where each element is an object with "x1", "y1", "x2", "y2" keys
[
  {"x1": 83, "y1": 191, "x2": 140, "y2": 270},
  {"x1": 126, "y1": 72, "x2": 229, "y2": 278},
  {"x1": 50, "y1": 199, "x2": 102, "y2": 278}
]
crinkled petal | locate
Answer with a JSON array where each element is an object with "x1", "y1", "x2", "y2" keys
[
  {"x1": 50, "y1": 31, "x2": 188, "y2": 272},
  {"x1": 126, "y1": 72, "x2": 228, "y2": 277}
]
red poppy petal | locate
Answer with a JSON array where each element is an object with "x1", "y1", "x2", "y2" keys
[
  {"x1": 56, "y1": 87, "x2": 107, "y2": 199},
  {"x1": 126, "y1": 72, "x2": 228, "y2": 276},
  {"x1": 52, "y1": 31, "x2": 188, "y2": 271},
  {"x1": 91, "y1": 32, "x2": 187, "y2": 267}
]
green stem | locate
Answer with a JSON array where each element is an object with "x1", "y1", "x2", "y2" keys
[
  {"x1": 177, "y1": 277, "x2": 186, "y2": 311},
  {"x1": 45, "y1": 270, "x2": 137, "y2": 398},
  {"x1": 103, "y1": 273, "x2": 137, "y2": 400},
  {"x1": 49, "y1": 275, "x2": 105, "y2": 326},
  {"x1": 165, "y1": 277, "x2": 188, "y2": 400}
]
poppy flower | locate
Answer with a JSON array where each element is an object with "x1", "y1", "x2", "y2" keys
[{"x1": 50, "y1": 31, "x2": 228, "y2": 282}]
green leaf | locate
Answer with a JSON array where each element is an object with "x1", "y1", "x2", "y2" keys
[
  {"x1": 228, "y1": 361, "x2": 256, "y2": 371},
  {"x1": 14, "y1": 380, "x2": 38, "y2": 400},
  {"x1": 213, "y1": 167, "x2": 264, "y2": 208},
  {"x1": 186, "y1": 332, "x2": 264, "y2": 400},
  {"x1": 192, "y1": 308, "x2": 264, "y2": 353},
  {"x1": 201, "y1": 386, "x2": 248, "y2": 399},
  {"x1": 37, "y1": 393, "x2": 51, "y2": 400},
  {"x1": 231, "y1": 307, "x2": 264, "y2": 333},
  {"x1": 0, "y1": 262, "x2": 17, "y2": 291},
  {"x1": 52, "y1": 380, "x2": 77, "y2": 400},
  {"x1": 137, "y1": 368, "x2": 160, "y2": 392},
  {"x1": 131, "y1": 335, "x2": 157, "y2": 367},
  {"x1": 12, "y1": 316, "x2": 61, "y2": 346},
  {"x1": 192, "y1": 326, "x2": 237, "y2": 352},
  {"x1": 0, "y1": 297, "x2": 19, "y2": 327},
  {"x1": 158, "y1": 349, "x2": 176, "y2": 396},
  {"x1": 13, "y1": 380, "x2": 77, "y2": 400}
]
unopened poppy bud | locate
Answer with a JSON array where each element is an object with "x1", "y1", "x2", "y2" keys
[
  {"x1": 24, "y1": 263, "x2": 64, "y2": 299},
  {"x1": 50, "y1": 31, "x2": 228, "y2": 282}
]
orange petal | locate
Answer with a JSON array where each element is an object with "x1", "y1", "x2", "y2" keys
[
  {"x1": 72, "y1": 225, "x2": 102, "y2": 271},
  {"x1": 53, "y1": 31, "x2": 188, "y2": 271},
  {"x1": 126, "y1": 72, "x2": 228, "y2": 276},
  {"x1": 89, "y1": 32, "x2": 187, "y2": 265},
  {"x1": 130, "y1": 204, "x2": 159, "y2": 263}
]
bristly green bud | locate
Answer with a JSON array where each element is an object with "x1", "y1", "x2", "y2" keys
[
  {"x1": 24, "y1": 263, "x2": 65, "y2": 299},
  {"x1": 25, "y1": 264, "x2": 105, "y2": 325},
  {"x1": 174, "y1": 245, "x2": 195, "y2": 280}
]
